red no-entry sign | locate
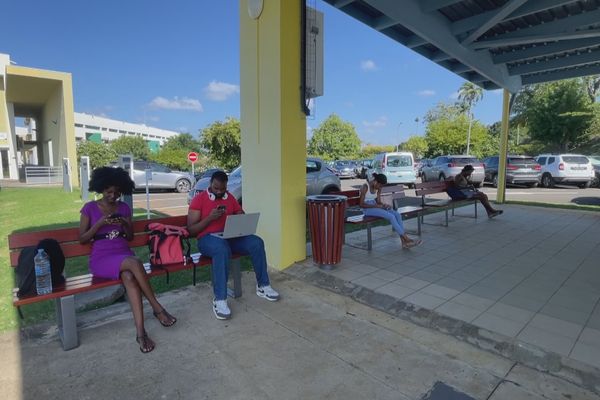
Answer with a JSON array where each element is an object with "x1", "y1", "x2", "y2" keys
[{"x1": 188, "y1": 152, "x2": 198, "y2": 163}]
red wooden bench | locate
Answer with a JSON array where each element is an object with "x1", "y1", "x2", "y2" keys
[
  {"x1": 414, "y1": 180, "x2": 478, "y2": 227},
  {"x1": 335, "y1": 185, "x2": 423, "y2": 250},
  {"x1": 8, "y1": 215, "x2": 243, "y2": 350}
]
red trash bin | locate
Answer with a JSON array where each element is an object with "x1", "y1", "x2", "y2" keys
[{"x1": 307, "y1": 195, "x2": 347, "y2": 269}]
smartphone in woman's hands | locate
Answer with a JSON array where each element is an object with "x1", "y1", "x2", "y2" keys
[{"x1": 107, "y1": 213, "x2": 122, "y2": 224}]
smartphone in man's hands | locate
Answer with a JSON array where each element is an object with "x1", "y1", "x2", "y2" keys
[{"x1": 217, "y1": 205, "x2": 226, "y2": 211}]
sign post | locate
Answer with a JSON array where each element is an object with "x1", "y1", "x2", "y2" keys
[
  {"x1": 80, "y1": 156, "x2": 90, "y2": 201},
  {"x1": 118, "y1": 154, "x2": 134, "y2": 211},
  {"x1": 145, "y1": 168, "x2": 152, "y2": 219},
  {"x1": 188, "y1": 152, "x2": 198, "y2": 177}
]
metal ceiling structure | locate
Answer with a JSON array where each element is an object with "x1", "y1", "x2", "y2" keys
[{"x1": 323, "y1": 0, "x2": 600, "y2": 92}]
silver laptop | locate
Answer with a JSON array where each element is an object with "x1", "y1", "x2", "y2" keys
[{"x1": 211, "y1": 213, "x2": 260, "y2": 239}]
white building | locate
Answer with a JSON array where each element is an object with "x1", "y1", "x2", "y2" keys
[{"x1": 74, "y1": 112, "x2": 180, "y2": 151}]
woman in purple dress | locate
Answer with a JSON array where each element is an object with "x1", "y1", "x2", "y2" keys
[{"x1": 79, "y1": 167, "x2": 176, "y2": 353}]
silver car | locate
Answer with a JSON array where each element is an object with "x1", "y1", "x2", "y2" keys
[
  {"x1": 421, "y1": 155, "x2": 485, "y2": 187},
  {"x1": 133, "y1": 161, "x2": 195, "y2": 193},
  {"x1": 188, "y1": 157, "x2": 341, "y2": 204}
]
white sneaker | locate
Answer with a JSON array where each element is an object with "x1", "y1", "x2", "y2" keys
[
  {"x1": 256, "y1": 285, "x2": 280, "y2": 302},
  {"x1": 212, "y1": 299, "x2": 231, "y2": 320}
]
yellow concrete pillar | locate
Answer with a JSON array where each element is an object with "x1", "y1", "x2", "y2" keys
[
  {"x1": 239, "y1": 0, "x2": 307, "y2": 269},
  {"x1": 496, "y1": 89, "x2": 511, "y2": 204}
]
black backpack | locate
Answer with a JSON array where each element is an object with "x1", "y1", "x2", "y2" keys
[{"x1": 16, "y1": 238, "x2": 66, "y2": 297}]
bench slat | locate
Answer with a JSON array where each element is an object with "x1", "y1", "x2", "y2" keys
[{"x1": 9, "y1": 215, "x2": 191, "y2": 267}]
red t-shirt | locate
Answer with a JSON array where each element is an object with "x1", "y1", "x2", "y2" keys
[{"x1": 189, "y1": 190, "x2": 242, "y2": 238}]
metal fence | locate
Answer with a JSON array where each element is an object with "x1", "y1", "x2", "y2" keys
[{"x1": 24, "y1": 166, "x2": 63, "y2": 184}]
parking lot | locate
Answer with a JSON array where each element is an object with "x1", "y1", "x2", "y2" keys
[{"x1": 133, "y1": 179, "x2": 600, "y2": 217}]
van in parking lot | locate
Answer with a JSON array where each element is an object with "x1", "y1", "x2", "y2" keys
[{"x1": 368, "y1": 152, "x2": 416, "y2": 186}]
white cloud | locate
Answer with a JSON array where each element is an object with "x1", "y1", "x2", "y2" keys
[
  {"x1": 490, "y1": 89, "x2": 503, "y2": 95},
  {"x1": 149, "y1": 96, "x2": 203, "y2": 112},
  {"x1": 362, "y1": 116, "x2": 388, "y2": 133},
  {"x1": 147, "y1": 116, "x2": 160, "y2": 122},
  {"x1": 360, "y1": 60, "x2": 377, "y2": 71},
  {"x1": 417, "y1": 89, "x2": 436, "y2": 97},
  {"x1": 449, "y1": 91, "x2": 460, "y2": 100},
  {"x1": 204, "y1": 80, "x2": 240, "y2": 101}
]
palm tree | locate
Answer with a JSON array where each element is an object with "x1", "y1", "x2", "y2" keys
[{"x1": 457, "y1": 82, "x2": 484, "y2": 155}]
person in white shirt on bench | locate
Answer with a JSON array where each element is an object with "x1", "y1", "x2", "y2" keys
[{"x1": 360, "y1": 173, "x2": 422, "y2": 249}]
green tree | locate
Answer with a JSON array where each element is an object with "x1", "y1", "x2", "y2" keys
[
  {"x1": 457, "y1": 82, "x2": 484, "y2": 155},
  {"x1": 162, "y1": 133, "x2": 203, "y2": 153},
  {"x1": 76, "y1": 141, "x2": 117, "y2": 170},
  {"x1": 424, "y1": 111, "x2": 488, "y2": 158},
  {"x1": 358, "y1": 144, "x2": 395, "y2": 159},
  {"x1": 110, "y1": 135, "x2": 150, "y2": 160},
  {"x1": 308, "y1": 114, "x2": 361, "y2": 160},
  {"x1": 399, "y1": 136, "x2": 428, "y2": 159},
  {"x1": 199, "y1": 117, "x2": 241, "y2": 170},
  {"x1": 424, "y1": 102, "x2": 463, "y2": 123},
  {"x1": 150, "y1": 148, "x2": 209, "y2": 172},
  {"x1": 520, "y1": 79, "x2": 595, "y2": 152}
]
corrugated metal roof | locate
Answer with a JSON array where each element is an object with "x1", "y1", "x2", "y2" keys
[{"x1": 323, "y1": 0, "x2": 600, "y2": 91}]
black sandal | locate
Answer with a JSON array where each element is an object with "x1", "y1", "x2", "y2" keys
[
  {"x1": 153, "y1": 308, "x2": 177, "y2": 327},
  {"x1": 136, "y1": 332, "x2": 155, "y2": 353}
]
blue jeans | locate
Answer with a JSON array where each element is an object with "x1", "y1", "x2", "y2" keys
[
  {"x1": 197, "y1": 234, "x2": 270, "y2": 300},
  {"x1": 363, "y1": 201, "x2": 405, "y2": 235}
]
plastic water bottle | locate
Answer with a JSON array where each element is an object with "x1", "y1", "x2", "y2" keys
[{"x1": 34, "y1": 249, "x2": 52, "y2": 295}]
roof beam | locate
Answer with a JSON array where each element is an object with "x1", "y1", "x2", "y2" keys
[
  {"x1": 421, "y1": 0, "x2": 464, "y2": 13},
  {"x1": 522, "y1": 63, "x2": 600, "y2": 84},
  {"x1": 431, "y1": 51, "x2": 453, "y2": 62},
  {"x1": 492, "y1": 37, "x2": 600, "y2": 64},
  {"x1": 405, "y1": 35, "x2": 428, "y2": 48},
  {"x1": 475, "y1": 8, "x2": 600, "y2": 44},
  {"x1": 508, "y1": 47, "x2": 600, "y2": 75},
  {"x1": 451, "y1": 0, "x2": 575, "y2": 36},
  {"x1": 461, "y1": 0, "x2": 528, "y2": 46},
  {"x1": 374, "y1": 15, "x2": 397, "y2": 31},
  {"x1": 332, "y1": 0, "x2": 356, "y2": 8},
  {"x1": 363, "y1": 0, "x2": 522, "y2": 92},
  {"x1": 472, "y1": 29, "x2": 600, "y2": 50}
]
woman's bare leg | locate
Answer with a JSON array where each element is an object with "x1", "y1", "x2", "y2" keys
[
  {"x1": 120, "y1": 257, "x2": 175, "y2": 326},
  {"x1": 121, "y1": 270, "x2": 154, "y2": 353}
]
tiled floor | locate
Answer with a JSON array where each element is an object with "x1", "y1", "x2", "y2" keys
[{"x1": 300, "y1": 204, "x2": 600, "y2": 369}]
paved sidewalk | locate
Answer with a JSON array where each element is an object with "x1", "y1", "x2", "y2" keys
[
  {"x1": 292, "y1": 204, "x2": 600, "y2": 373},
  {"x1": 2, "y1": 272, "x2": 598, "y2": 399}
]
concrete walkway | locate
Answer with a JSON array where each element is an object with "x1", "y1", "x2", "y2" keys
[
  {"x1": 291, "y1": 204, "x2": 600, "y2": 379},
  {"x1": 2, "y1": 272, "x2": 598, "y2": 399}
]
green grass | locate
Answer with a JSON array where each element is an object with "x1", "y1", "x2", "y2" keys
[{"x1": 0, "y1": 187, "x2": 251, "y2": 333}]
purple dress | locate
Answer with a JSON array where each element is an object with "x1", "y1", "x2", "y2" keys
[{"x1": 80, "y1": 201, "x2": 134, "y2": 279}]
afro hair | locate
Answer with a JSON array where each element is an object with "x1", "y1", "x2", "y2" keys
[{"x1": 89, "y1": 166, "x2": 135, "y2": 195}]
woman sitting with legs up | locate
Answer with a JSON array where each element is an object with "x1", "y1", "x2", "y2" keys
[
  {"x1": 79, "y1": 167, "x2": 176, "y2": 353},
  {"x1": 360, "y1": 173, "x2": 422, "y2": 249}
]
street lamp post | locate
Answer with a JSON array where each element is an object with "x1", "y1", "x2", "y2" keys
[{"x1": 396, "y1": 122, "x2": 402, "y2": 151}]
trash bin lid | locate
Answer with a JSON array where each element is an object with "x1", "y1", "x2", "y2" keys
[{"x1": 306, "y1": 194, "x2": 347, "y2": 202}]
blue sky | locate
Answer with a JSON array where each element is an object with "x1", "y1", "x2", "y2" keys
[{"x1": 1, "y1": 0, "x2": 504, "y2": 146}]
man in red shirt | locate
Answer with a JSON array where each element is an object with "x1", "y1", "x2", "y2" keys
[{"x1": 187, "y1": 171, "x2": 279, "y2": 320}]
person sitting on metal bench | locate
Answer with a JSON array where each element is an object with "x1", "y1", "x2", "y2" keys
[
  {"x1": 360, "y1": 173, "x2": 422, "y2": 249},
  {"x1": 448, "y1": 165, "x2": 503, "y2": 219}
]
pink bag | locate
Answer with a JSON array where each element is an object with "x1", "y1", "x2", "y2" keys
[{"x1": 146, "y1": 223, "x2": 192, "y2": 274}]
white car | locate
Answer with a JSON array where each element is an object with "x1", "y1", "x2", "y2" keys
[{"x1": 535, "y1": 154, "x2": 594, "y2": 188}]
